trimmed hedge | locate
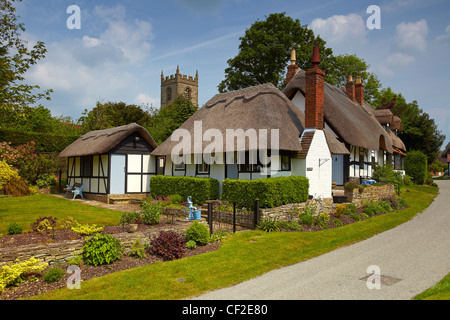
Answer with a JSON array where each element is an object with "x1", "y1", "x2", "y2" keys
[
  {"x1": 222, "y1": 176, "x2": 309, "y2": 209},
  {"x1": 0, "y1": 128, "x2": 80, "y2": 153},
  {"x1": 404, "y1": 150, "x2": 428, "y2": 185},
  {"x1": 150, "y1": 176, "x2": 219, "y2": 205}
]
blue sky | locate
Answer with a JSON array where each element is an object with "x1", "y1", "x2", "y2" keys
[{"x1": 15, "y1": 0, "x2": 450, "y2": 147}]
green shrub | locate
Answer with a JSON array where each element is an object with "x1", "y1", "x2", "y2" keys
[
  {"x1": 186, "y1": 240, "x2": 197, "y2": 250},
  {"x1": 43, "y1": 267, "x2": 65, "y2": 283},
  {"x1": 315, "y1": 212, "x2": 330, "y2": 229},
  {"x1": 277, "y1": 221, "x2": 303, "y2": 231},
  {"x1": 2, "y1": 177, "x2": 32, "y2": 197},
  {"x1": 222, "y1": 176, "x2": 309, "y2": 209},
  {"x1": 186, "y1": 221, "x2": 210, "y2": 246},
  {"x1": 83, "y1": 234, "x2": 123, "y2": 267},
  {"x1": 129, "y1": 239, "x2": 146, "y2": 259},
  {"x1": 140, "y1": 200, "x2": 163, "y2": 225},
  {"x1": 150, "y1": 231, "x2": 185, "y2": 261},
  {"x1": 7, "y1": 223, "x2": 23, "y2": 235},
  {"x1": 397, "y1": 197, "x2": 408, "y2": 208},
  {"x1": 257, "y1": 218, "x2": 280, "y2": 233},
  {"x1": 404, "y1": 151, "x2": 428, "y2": 185},
  {"x1": 71, "y1": 222, "x2": 104, "y2": 236},
  {"x1": 169, "y1": 194, "x2": 183, "y2": 204},
  {"x1": 350, "y1": 213, "x2": 361, "y2": 221},
  {"x1": 332, "y1": 218, "x2": 343, "y2": 227},
  {"x1": 150, "y1": 176, "x2": 219, "y2": 205},
  {"x1": 36, "y1": 174, "x2": 56, "y2": 188}
]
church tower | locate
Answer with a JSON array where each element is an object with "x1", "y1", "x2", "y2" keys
[{"x1": 161, "y1": 66, "x2": 198, "y2": 108}]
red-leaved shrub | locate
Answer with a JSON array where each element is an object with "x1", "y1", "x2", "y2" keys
[{"x1": 149, "y1": 231, "x2": 185, "y2": 261}]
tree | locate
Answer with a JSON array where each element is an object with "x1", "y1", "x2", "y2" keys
[
  {"x1": 79, "y1": 101, "x2": 152, "y2": 132},
  {"x1": 374, "y1": 88, "x2": 446, "y2": 164},
  {"x1": 326, "y1": 54, "x2": 381, "y2": 104},
  {"x1": 218, "y1": 12, "x2": 334, "y2": 92},
  {"x1": 0, "y1": 0, "x2": 53, "y2": 114},
  {"x1": 149, "y1": 95, "x2": 198, "y2": 144}
]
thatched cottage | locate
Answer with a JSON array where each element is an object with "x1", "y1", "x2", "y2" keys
[
  {"x1": 59, "y1": 123, "x2": 158, "y2": 198},
  {"x1": 283, "y1": 51, "x2": 406, "y2": 186},
  {"x1": 152, "y1": 47, "x2": 349, "y2": 199}
]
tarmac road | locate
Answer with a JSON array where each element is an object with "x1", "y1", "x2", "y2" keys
[{"x1": 195, "y1": 180, "x2": 450, "y2": 300}]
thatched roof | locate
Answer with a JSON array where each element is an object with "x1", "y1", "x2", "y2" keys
[
  {"x1": 59, "y1": 123, "x2": 158, "y2": 158},
  {"x1": 152, "y1": 83, "x2": 349, "y2": 157},
  {"x1": 372, "y1": 109, "x2": 394, "y2": 125},
  {"x1": 284, "y1": 70, "x2": 395, "y2": 154}
]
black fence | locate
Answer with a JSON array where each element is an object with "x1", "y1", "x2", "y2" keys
[{"x1": 207, "y1": 199, "x2": 260, "y2": 234}]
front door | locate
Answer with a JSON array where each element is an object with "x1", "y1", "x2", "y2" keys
[
  {"x1": 332, "y1": 155, "x2": 344, "y2": 186},
  {"x1": 110, "y1": 155, "x2": 126, "y2": 194}
]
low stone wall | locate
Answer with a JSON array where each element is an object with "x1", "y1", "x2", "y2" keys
[
  {"x1": 260, "y1": 198, "x2": 334, "y2": 222},
  {"x1": 344, "y1": 184, "x2": 396, "y2": 207},
  {"x1": 259, "y1": 184, "x2": 396, "y2": 222},
  {"x1": 0, "y1": 223, "x2": 190, "y2": 267}
]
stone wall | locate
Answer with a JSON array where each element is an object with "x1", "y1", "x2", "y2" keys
[
  {"x1": 259, "y1": 184, "x2": 396, "y2": 222},
  {"x1": 0, "y1": 223, "x2": 190, "y2": 267},
  {"x1": 344, "y1": 184, "x2": 396, "y2": 207}
]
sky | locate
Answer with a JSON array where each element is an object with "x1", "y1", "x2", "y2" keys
[{"x1": 14, "y1": 0, "x2": 450, "y2": 148}]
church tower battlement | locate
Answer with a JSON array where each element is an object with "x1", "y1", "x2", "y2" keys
[{"x1": 161, "y1": 66, "x2": 198, "y2": 108}]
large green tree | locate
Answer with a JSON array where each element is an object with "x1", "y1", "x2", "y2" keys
[
  {"x1": 373, "y1": 87, "x2": 445, "y2": 164},
  {"x1": 0, "y1": 0, "x2": 52, "y2": 114},
  {"x1": 79, "y1": 101, "x2": 153, "y2": 132},
  {"x1": 218, "y1": 12, "x2": 334, "y2": 92},
  {"x1": 149, "y1": 95, "x2": 198, "y2": 144},
  {"x1": 326, "y1": 54, "x2": 381, "y2": 104}
]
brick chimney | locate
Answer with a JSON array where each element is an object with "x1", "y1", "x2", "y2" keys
[
  {"x1": 355, "y1": 75, "x2": 364, "y2": 106},
  {"x1": 346, "y1": 75, "x2": 356, "y2": 103},
  {"x1": 286, "y1": 49, "x2": 301, "y2": 85},
  {"x1": 305, "y1": 46, "x2": 325, "y2": 130}
]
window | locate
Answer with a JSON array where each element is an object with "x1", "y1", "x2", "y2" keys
[
  {"x1": 81, "y1": 156, "x2": 93, "y2": 177},
  {"x1": 280, "y1": 155, "x2": 291, "y2": 171},
  {"x1": 359, "y1": 150, "x2": 365, "y2": 169},
  {"x1": 174, "y1": 162, "x2": 186, "y2": 171},
  {"x1": 167, "y1": 88, "x2": 172, "y2": 101},
  {"x1": 185, "y1": 87, "x2": 191, "y2": 100},
  {"x1": 197, "y1": 161, "x2": 210, "y2": 175},
  {"x1": 238, "y1": 151, "x2": 267, "y2": 173}
]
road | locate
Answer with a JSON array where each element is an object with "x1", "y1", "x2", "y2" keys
[{"x1": 195, "y1": 180, "x2": 450, "y2": 300}]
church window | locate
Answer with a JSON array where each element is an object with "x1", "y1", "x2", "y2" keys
[{"x1": 167, "y1": 88, "x2": 172, "y2": 101}]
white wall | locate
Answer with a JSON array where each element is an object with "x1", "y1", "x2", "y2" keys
[{"x1": 304, "y1": 130, "x2": 332, "y2": 199}]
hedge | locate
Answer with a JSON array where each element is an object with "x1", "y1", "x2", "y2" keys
[
  {"x1": 222, "y1": 176, "x2": 309, "y2": 209},
  {"x1": 0, "y1": 128, "x2": 80, "y2": 153},
  {"x1": 404, "y1": 150, "x2": 428, "y2": 185},
  {"x1": 150, "y1": 176, "x2": 220, "y2": 205}
]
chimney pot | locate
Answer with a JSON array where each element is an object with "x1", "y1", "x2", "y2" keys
[
  {"x1": 346, "y1": 75, "x2": 356, "y2": 103},
  {"x1": 355, "y1": 75, "x2": 364, "y2": 106},
  {"x1": 312, "y1": 46, "x2": 321, "y2": 68}
]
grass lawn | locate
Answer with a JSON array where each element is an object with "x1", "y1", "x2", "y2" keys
[
  {"x1": 0, "y1": 194, "x2": 123, "y2": 235},
  {"x1": 414, "y1": 273, "x2": 450, "y2": 300},
  {"x1": 31, "y1": 184, "x2": 439, "y2": 300}
]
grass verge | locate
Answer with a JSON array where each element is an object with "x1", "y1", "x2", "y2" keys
[
  {"x1": 31, "y1": 185, "x2": 438, "y2": 300},
  {"x1": 0, "y1": 194, "x2": 122, "y2": 235},
  {"x1": 414, "y1": 273, "x2": 450, "y2": 300}
]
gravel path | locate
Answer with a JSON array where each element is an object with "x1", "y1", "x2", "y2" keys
[{"x1": 195, "y1": 180, "x2": 450, "y2": 300}]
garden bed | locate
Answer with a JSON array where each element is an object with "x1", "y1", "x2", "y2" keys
[{"x1": 0, "y1": 241, "x2": 221, "y2": 301}]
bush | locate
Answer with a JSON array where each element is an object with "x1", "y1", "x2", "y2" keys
[
  {"x1": 315, "y1": 212, "x2": 330, "y2": 229},
  {"x1": 71, "y1": 222, "x2": 104, "y2": 236},
  {"x1": 332, "y1": 218, "x2": 343, "y2": 227},
  {"x1": 335, "y1": 204, "x2": 347, "y2": 218},
  {"x1": 397, "y1": 197, "x2": 408, "y2": 208},
  {"x1": 186, "y1": 240, "x2": 197, "y2": 250},
  {"x1": 2, "y1": 177, "x2": 32, "y2": 197},
  {"x1": 150, "y1": 176, "x2": 219, "y2": 205},
  {"x1": 129, "y1": 239, "x2": 146, "y2": 259},
  {"x1": 31, "y1": 217, "x2": 58, "y2": 234},
  {"x1": 150, "y1": 231, "x2": 185, "y2": 261},
  {"x1": 257, "y1": 218, "x2": 280, "y2": 233},
  {"x1": 120, "y1": 211, "x2": 142, "y2": 226},
  {"x1": 0, "y1": 160, "x2": 18, "y2": 190},
  {"x1": 350, "y1": 213, "x2": 361, "y2": 221},
  {"x1": 0, "y1": 258, "x2": 46, "y2": 294},
  {"x1": 404, "y1": 151, "x2": 428, "y2": 185},
  {"x1": 83, "y1": 234, "x2": 123, "y2": 266},
  {"x1": 222, "y1": 176, "x2": 309, "y2": 209},
  {"x1": 277, "y1": 221, "x2": 303, "y2": 231},
  {"x1": 186, "y1": 221, "x2": 210, "y2": 246},
  {"x1": 140, "y1": 200, "x2": 163, "y2": 225},
  {"x1": 36, "y1": 174, "x2": 57, "y2": 188},
  {"x1": 43, "y1": 268, "x2": 65, "y2": 283},
  {"x1": 7, "y1": 223, "x2": 23, "y2": 235}
]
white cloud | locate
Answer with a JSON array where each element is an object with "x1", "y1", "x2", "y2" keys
[
  {"x1": 24, "y1": 4, "x2": 155, "y2": 117},
  {"x1": 310, "y1": 13, "x2": 367, "y2": 47},
  {"x1": 134, "y1": 93, "x2": 159, "y2": 108},
  {"x1": 376, "y1": 52, "x2": 415, "y2": 76},
  {"x1": 394, "y1": 19, "x2": 429, "y2": 52},
  {"x1": 436, "y1": 25, "x2": 450, "y2": 41},
  {"x1": 82, "y1": 36, "x2": 101, "y2": 48}
]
